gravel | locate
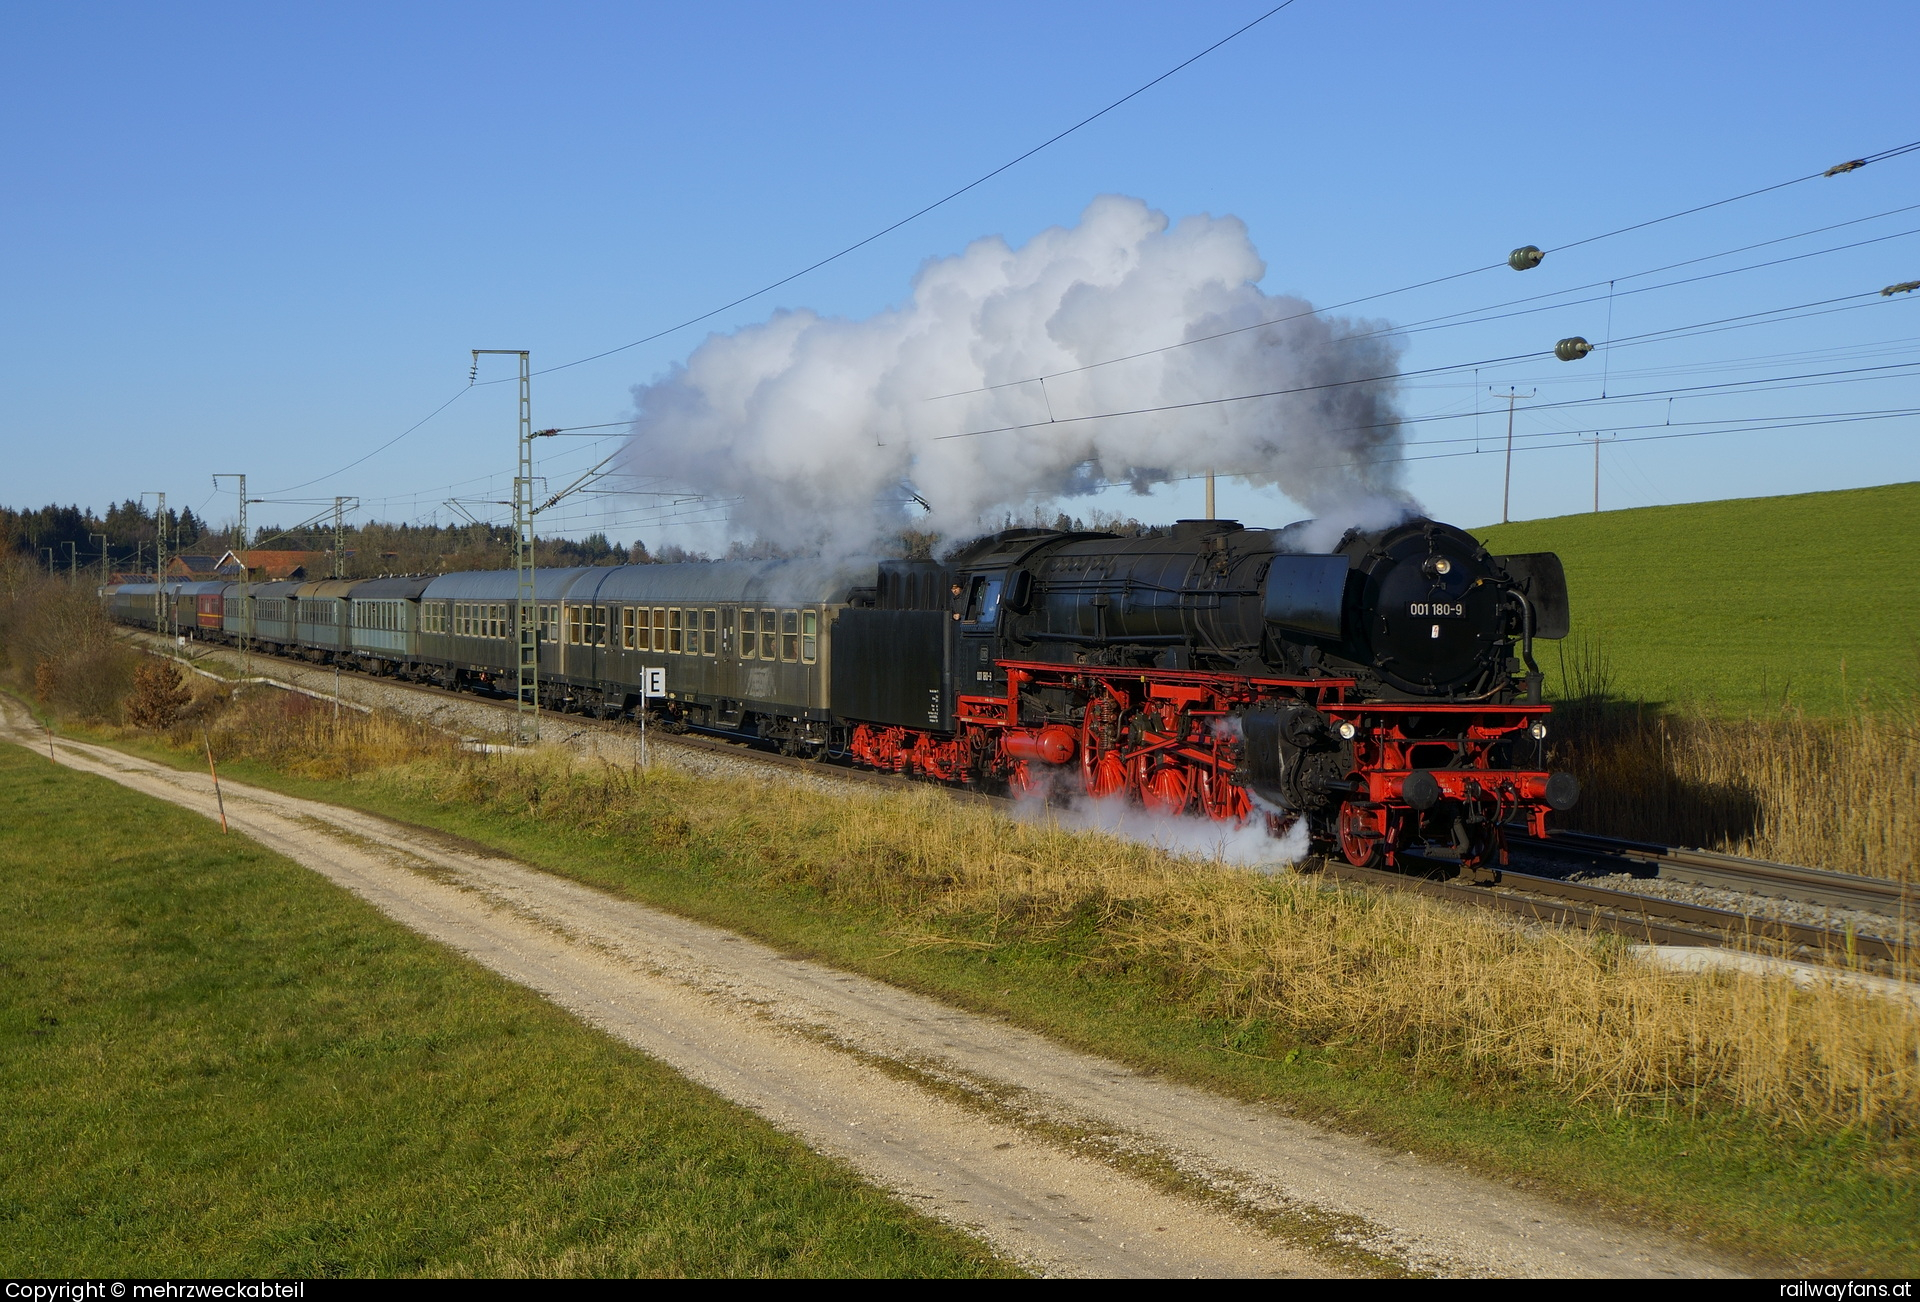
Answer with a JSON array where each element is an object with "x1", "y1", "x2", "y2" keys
[{"x1": 1562, "y1": 870, "x2": 1917, "y2": 949}]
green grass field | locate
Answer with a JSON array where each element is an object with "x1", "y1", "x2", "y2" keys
[
  {"x1": 1474, "y1": 481, "x2": 1920, "y2": 715},
  {"x1": 0, "y1": 744, "x2": 1010, "y2": 1278}
]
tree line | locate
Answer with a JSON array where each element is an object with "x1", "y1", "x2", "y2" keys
[{"x1": 4, "y1": 498, "x2": 1162, "y2": 580}]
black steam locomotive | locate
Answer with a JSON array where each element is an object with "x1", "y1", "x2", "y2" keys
[
  {"x1": 838, "y1": 515, "x2": 1575, "y2": 868},
  {"x1": 106, "y1": 514, "x2": 1575, "y2": 869}
]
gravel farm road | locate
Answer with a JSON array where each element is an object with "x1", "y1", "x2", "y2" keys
[{"x1": 2, "y1": 697, "x2": 1741, "y2": 1279}]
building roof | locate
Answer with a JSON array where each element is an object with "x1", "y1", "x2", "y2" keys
[
  {"x1": 165, "y1": 554, "x2": 229, "y2": 576},
  {"x1": 217, "y1": 549, "x2": 323, "y2": 580}
]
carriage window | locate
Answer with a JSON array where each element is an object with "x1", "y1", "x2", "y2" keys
[
  {"x1": 702, "y1": 608, "x2": 717, "y2": 656},
  {"x1": 668, "y1": 608, "x2": 683, "y2": 653},
  {"x1": 738, "y1": 608, "x2": 756, "y2": 658},
  {"x1": 760, "y1": 608, "x2": 778, "y2": 660},
  {"x1": 781, "y1": 610, "x2": 799, "y2": 662},
  {"x1": 621, "y1": 606, "x2": 635, "y2": 650},
  {"x1": 565, "y1": 605, "x2": 582, "y2": 645},
  {"x1": 801, "y1": 609, "x2": 818, "y2": 663},
  {"x1": 651, "y1": 607, "x2": 666, "y2": 652}
]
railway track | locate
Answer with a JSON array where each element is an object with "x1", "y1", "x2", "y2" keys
[
  {"x1": 1316, "y1": 855, "x2": 1913, "y2": 972},
  {"x1": 1508, "y1": 827, "x2": 1914, "y2": 918},
  {"x1": 139, "y1": 632, "x2": 1915, "y2": 976}
]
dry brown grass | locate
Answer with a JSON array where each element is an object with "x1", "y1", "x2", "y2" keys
[
  {"x1": 169, "y1": 682, "x2": 457, "y2": 779},
  {"x1": 382, "y1": 749, "x2": 1920, "y2": 1133},
  {"x1": 1549, "y1": 639, "x2": 1920, "y2": 881}
]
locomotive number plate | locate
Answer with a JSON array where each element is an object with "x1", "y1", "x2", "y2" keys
[{"x1": 1407, "y1": 602, "x2": 1465, "y2": 618}]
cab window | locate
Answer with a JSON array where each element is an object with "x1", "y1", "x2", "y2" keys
[{"x1": 964, "y1": 576, "x2": 1003, "y2": 625}]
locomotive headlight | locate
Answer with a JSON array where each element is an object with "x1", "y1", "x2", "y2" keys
[
  {"x1": 1421, "y1": 555, "x2": 1453, "y2": 580},
  {"x1": 1528, "y1": 721, "x2": 1548, "y2": 740},
  {"x1": 1336, "y1": 721, "x2": 1358, "y2": 740}
]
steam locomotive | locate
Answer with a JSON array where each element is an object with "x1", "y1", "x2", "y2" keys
[{"x1": 104, "y1": 514, "x2": 1576, "y2": 869}]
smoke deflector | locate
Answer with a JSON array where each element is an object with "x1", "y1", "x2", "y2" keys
[{"x1": 1263, "y1": 555, "x2": 1349, "y2": 639}]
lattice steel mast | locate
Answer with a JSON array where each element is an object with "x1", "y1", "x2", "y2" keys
[
  {"x1": 142, "y1": 491, "x2": 167, "y2": 636},
  {"x1": 472, "y1": 350, "x2": 540, "y2": 744}
]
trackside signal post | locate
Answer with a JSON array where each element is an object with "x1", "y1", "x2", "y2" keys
[{"x1": 472, "y1": 349, "x2": 540, "y2": 745}]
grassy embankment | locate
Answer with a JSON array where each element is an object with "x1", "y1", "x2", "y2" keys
[
  {"x1": 46, "y1": 681, "x2": 1920, "y2": 1279},
  {"x1": 1477, "y1": 483, "x2": 1920, "y2": 873},
  {"x1": 0, "y1": 741, "x2": 1012, "y2": 1278}
]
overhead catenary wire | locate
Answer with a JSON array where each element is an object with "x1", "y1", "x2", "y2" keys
[
  {"x1": 927, "y1": 182, "x2": 1920, "y2": 403},
  {"x1": 264, "y1": 132, "x2": 1920, "y2": 505},
  {"x1": 931, "y1": 285, "x2": 1916, "y2": 442},
  {"x1": 512, "y1": 2, "x2": 1304, "y2": 385},
  {"x1": 1049, "y1": 405, "x2": 1920, "y2": 499},
  {"x1": 253, "y1": 6, "x2": 1305, "y2": 499}
]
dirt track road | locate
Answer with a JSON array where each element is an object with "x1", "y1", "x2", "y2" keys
[{"x1": 4, "y1": 701, "x2": 1737, "y2": 1278}]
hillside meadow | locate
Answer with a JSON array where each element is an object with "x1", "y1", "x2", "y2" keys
[{"x1": 1475, "y1": 481, "x2": 1920, "y2": 717}]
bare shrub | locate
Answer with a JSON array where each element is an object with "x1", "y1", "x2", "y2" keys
[
  {"x1": 0, "y1": 562, "x2": 135, "y2": 721},
  {"x1": 125, "y1": 656, "x2": 190, "y2": 730}
]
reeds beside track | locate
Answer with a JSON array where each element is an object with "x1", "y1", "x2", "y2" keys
[{"x1": 1549, "y1": 638, "x2": 1919, "y2": 881}]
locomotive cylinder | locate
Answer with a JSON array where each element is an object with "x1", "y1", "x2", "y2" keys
[{"x1": 1003, "y1": 726, "x2": 1078, "y2": 765}]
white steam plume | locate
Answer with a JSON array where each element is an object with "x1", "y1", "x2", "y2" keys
[{"x1": 625, "y1": 195, "x2": 1417, "y2": 552}]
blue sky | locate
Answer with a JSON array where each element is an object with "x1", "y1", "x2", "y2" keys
[{"x1": 5, "y1": 0, "x2": 1917, "y2": 547}]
